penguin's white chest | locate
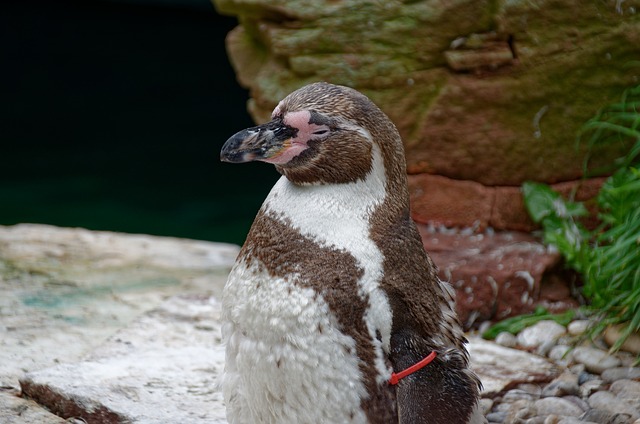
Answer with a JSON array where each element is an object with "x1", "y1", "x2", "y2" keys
[{"x1": 222, "y1": 261, "x2": 369, "y2": 424}]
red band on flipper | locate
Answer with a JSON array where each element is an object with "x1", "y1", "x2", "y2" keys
[{"x1": 389, "y1": 351, "x2": 437, "y2": 385}]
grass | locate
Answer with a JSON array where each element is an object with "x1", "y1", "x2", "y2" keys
[{"x1": 483, "y1": 83, "x2": 640, "y2": 351}]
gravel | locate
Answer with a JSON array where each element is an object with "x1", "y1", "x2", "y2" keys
[{"x1": 483, "y1": 318, "x2": 640, "y2": 424}]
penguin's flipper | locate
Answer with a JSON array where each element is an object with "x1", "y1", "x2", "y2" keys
[{"x1": 391, "y1": 331, "x2": 484, "y2": 423}]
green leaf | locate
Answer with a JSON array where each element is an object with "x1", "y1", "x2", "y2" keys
[{"x1": 521, "y1": 182, "x2": 558, "y2": 223}]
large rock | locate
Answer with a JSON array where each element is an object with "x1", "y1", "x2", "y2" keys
[
  {"x1": 0, "y1": 224, "x2": 238, "y2": 421},
  {"x1": 0, "y1": 390, "x2": 66, "y2": 424},
  {"x1": 0, "y1": 223, "x2": 238, "y2": 275},
  {"x1": 0, "y1": 224, "x2": 238, "y2": 388},
  {"x1": 418, "y1": 224, "x2": 577, "y2": 326},
  {"x1": 20, "y1": 295, "x2": 227, "y2": 424},
  {"x1": 213, "y1": 0, "x2": 639, "y2": 187},
  {"x1": 468, "y1": 337, "x2": 560, "y2": 396},
  {"x1": 409, "y1": 174, "x2": 606, "y2": 231},
  {"x1": 18, "y1": 296, "x2": 558, "y2": 423}
]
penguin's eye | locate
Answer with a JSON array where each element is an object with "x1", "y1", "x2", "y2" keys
[{"x1": 310, "y1": 124, "x2": 331, "y2": 139}]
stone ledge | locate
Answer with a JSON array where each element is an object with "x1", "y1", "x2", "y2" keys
[
  {"x1": 20, "y1": 295, "x2": 227, "y2": 424},
  {"x1": 419, "y1": 225, "x2": 578, "y2": 326},
  {"x1": 0, "y1": 224, "x2": 237, "y2": 422},
  {"x1": 0, "y1": 223, "x2": 240, "y2": 273},
  {"x1": 0, "y1": 224, "x2": 237, "y2": 390},
  {"x1": 19, "y1": 295, "x2": 559, "y2": 423},
  {"x1": 0, "y1": 389, "x2": 66, "y2": 424},
  {"x1": 409, "y1": 174, "x2": 606, "y2": 232}
]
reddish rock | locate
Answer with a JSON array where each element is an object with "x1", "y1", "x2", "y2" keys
[
  {"x1": 418, "y1": 225, "x2": 566, "y2": 327},
  {"x1": 537, "y1": 273, "x2": 581, "y2": 314},
  {"x1": 553, "y1": 177, "x2": 606, "y2": 199},
  {"x1": 490, "y1": 185, "x2": 536, "y2": 232},
  {"x1": 409, "y1": 174, "x2": 494, "y2": 230},
  {"x1": 410, "y1": 175, "x2": 605, "y2": 232},
  {"x1": 19, "y1": 380, "x2": 124, "y2": 424},
  {"x1": 488, "y1": 178, "x2": 605, "y2": 232}
]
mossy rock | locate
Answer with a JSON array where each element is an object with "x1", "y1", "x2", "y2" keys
[{"x1": 214, "y1": 0, "x2": 639, "y2": 185}]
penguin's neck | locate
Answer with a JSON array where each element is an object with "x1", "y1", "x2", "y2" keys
[{"x1": 262, "y1": 144, "x2": 387, "y2": 251}]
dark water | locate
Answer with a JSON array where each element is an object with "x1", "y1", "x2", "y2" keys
[{"x1": 1, "y1": 0, "x2": 279, "y2": 246}]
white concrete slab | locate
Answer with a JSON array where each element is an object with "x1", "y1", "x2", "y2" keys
[
  {"x1": 1, "y1": 224, "x2": 238, "y2": 422},
  {"x1": 20, "y1": 295, "x2": 227, "y2": 423}
]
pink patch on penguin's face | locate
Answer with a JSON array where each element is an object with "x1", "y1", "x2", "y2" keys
[{"x1": 262, "y1": 110, "x2": 331, "y2": 165}]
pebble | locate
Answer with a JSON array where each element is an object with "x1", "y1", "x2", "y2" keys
[
  {"x1": 579, "y1": 379, "x2": 606, "y2": 398},
  {"x1": 567, "y1": 319, "x2": 590, "y2": 336},
  {"x1": 519, "y1": 383, "x2": 543, "y2": 397},
  {"x1": 601, "y1": 367, "x2": 640, "y2": 383},
  {"x1": 487, "y1": 411, "x2": 507, "y2": 423},
  {"x1": 505, "y1": 399, "x2": 537, "y2": 422},
  {"x1": 558, "y1": 418, "x2": 597, "y2": 424},
  {"x1": 572, "y1": 346, "x2": 621, "y2": 374},
  {"x1": 612, "y1": 417, "x2": 635, "y2": 424},
  {"x1": 517, "y1": 320, "x2": 567, "y2": 348},
  {"x1": 619, "y1": 351, "x2": 638, "y2": 367},
  {"x1": 557, "y1": 417, "x2": 584, "y2": 424},
  {"x1": 569, "y1": 363, "x2": 586, "y2": 375},
  {"x1": 588, "y1": 391, "x2": 640, "y2": 420},
  {"x1": 577, "y1": 371, "x2": 597, "y2": 385},
  {"x1": 610, "y1": 379, "x2": 640, "y2": 406},
  {"x1": 482, "y1": 319, "x2": 640, "y2": 423},
  {"x1": 495, "y1": 331, "x2": 518, "y2": 348},
  {"x1": 580, "y1": 409, "x2": 616, "y2": 423},
  {"x1": 479, "y1": 398, "x2": 494, "y2": 414},
  {"x1": 536, "y1": 339, "x2": 557, "y2": 356},
  {"x1": 563, "y1": 395, "x2": 589, "y2": 412},
  {"x1": 535, "y1": 397, "x2": 584, "y2": 416},
  {"x1": 542, "y1": 372, "x2": 580, "y2": 397},
  {"x1": 503, "y1": 388, "x2": 540, "y2": 403},
  {"x1": 548, "y1": 344, "x2": 572, "y2": 363},
  {"x1": 541, "y1": 379, "x2": 580, "y2": 397},
  {"x1": 604, "y1": 325, "x2": 640, "y2": 355}
]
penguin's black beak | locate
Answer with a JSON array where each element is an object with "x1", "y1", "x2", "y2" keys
[{"x1": 220, "y1": 120, "x2": 298, "y2": 163}]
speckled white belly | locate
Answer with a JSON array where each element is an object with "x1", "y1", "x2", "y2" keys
[{"x1": 221, "y1": 260, "x2": 368, "y2": 424}]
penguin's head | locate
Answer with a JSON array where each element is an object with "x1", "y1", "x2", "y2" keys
[{"x1": 220, "y1": 82, "x2": 402, "y2": 185}]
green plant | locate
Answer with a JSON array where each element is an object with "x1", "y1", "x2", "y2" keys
[
  {"x1": 580, "y1": 84, "x2": 640, "y2": 173},
  {"x1": 516, "y1": 84, "x2": 640, "y2": 351},
  {"x1": 482, "y1": 306, "x2": 575, "y2": 340}
]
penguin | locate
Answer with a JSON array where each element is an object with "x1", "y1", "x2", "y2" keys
[{"x1": 219, "y1": 82, "x2": 486, "y2": 424}]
